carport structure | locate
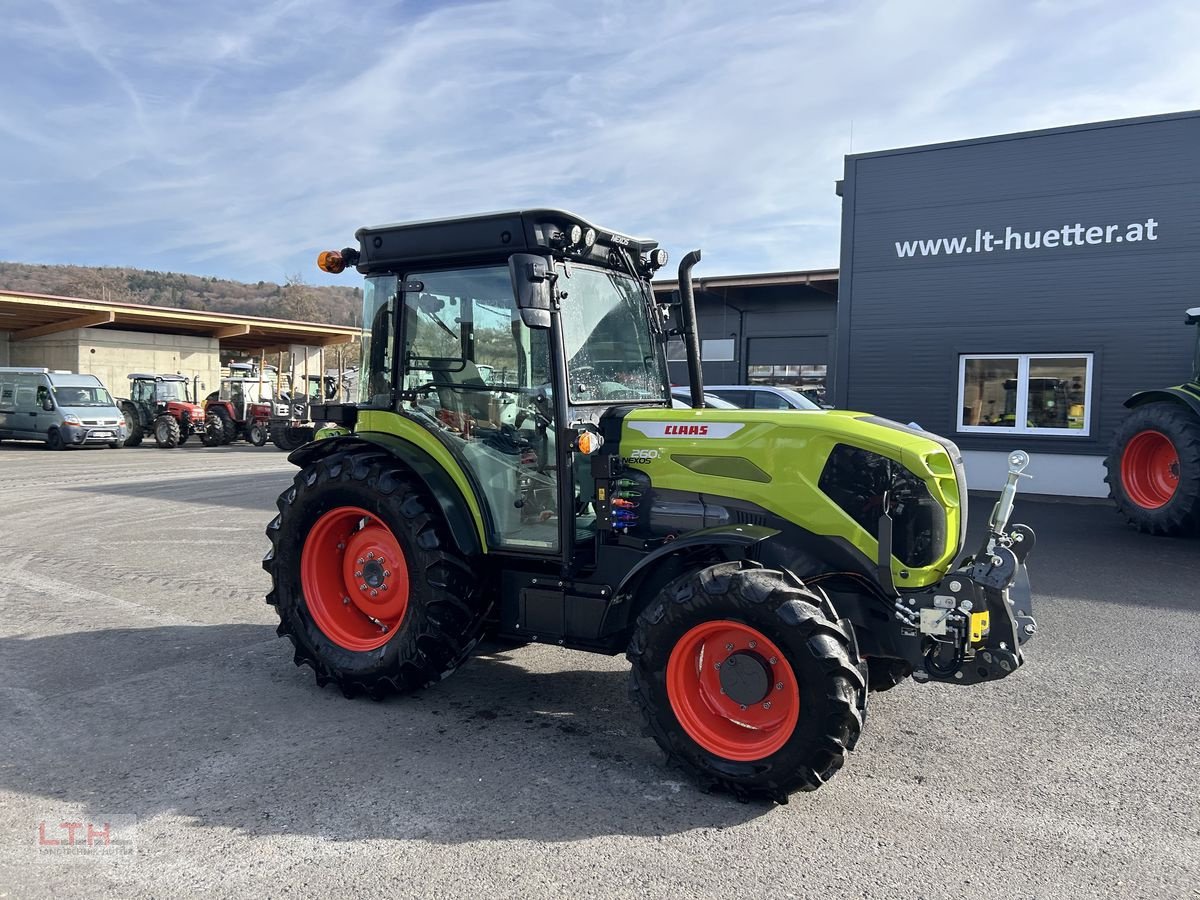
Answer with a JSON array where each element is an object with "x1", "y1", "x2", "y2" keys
[
  {"x1": 0, "y1": 291, "x2": 357, "y2": 352},
  {"x1": 0, "y1": 290, "x2": 358, "y2": 400}
]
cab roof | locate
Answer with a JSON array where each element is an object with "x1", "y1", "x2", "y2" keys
[
  {"x1": 128, "y1": 373, "x2": 188, "y2": 381},
  {"x1": 354, "y1": 208, "x2": 657, "y2": 273}
]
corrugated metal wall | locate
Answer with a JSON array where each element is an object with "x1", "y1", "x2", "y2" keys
[{"x1": 837, "y1": 111, "x2": 1200, "y2": 457}]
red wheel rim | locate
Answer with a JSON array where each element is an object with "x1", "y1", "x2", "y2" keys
[
  {"x1": 300, "y1": 506, "x2": 411, "y2": 651},
  {"x1": 1121, "y1": 430, "x2": 1180, "y2": 509},
  {"x1": 666, "y1": 620, "x2": 800, "y2": 761}
]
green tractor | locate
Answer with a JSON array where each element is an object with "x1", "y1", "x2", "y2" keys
[
  {"x1": 264, "y1": 210, "x2": 1038, "y2": 801},
  {"x1": 1104, "y1": 308, "x2": 1200, "y2": 535}
]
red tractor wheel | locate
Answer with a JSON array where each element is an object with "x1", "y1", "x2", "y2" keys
[
  {"x1": 627, "y1": 561, "x2": 865, "y2": 802},
  {"x1": 665, "y1": 620, "x2": 799, "y2": 761},
  {"x1": 264, "y1": 448, "x2": 488, "y2": 698},
  {"x1": 300, "y1": 507, "x2": 411, "y2": 652},
  {"x1": 1105, "y1": 402, "x2": 1200, "y2": 535}
]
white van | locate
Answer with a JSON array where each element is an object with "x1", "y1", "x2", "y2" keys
[{"x1": 0, "y1": 368, "x2": 128, "y2": 449}]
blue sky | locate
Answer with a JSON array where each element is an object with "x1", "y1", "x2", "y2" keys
[{"x1": 1, "y1": 0, "x2": 1198, "y2": 286}]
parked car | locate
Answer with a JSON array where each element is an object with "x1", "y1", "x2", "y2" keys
[
  {"x1": 0, "y1": 367, "x2": 127, "y2": 449},
  {"x1": 669, "y1": 389, "x2": 740, "y2": 409},
  {"x1": 703, "y1": 384, "x2": 823, "y2": 410}
]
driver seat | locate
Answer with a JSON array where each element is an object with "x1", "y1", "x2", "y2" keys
[{"x1": 431, "y1": 361, "x2": 491, "y2": 422}]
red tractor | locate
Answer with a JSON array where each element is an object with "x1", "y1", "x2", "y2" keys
[
  {"x1": 119, "y1": 373, "x2": 223, "y2": 449},
  {"x1": 205, "y1": 368, "x2": 277, "y2": 446}
]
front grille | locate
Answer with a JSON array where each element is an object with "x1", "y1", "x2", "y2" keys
[{"x1": 818, "y1": 443, "x2": 946, "y2": 568}]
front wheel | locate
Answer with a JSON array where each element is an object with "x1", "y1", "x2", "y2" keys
[
  {"x1": 46, "y1": 428, "x2": 66, "y2": 451},
  {"x1": 122, "y1": 406, "x2": 143, "y2": 447},
  {"x1": 153, "y1": 414, "x2": 181, "y2": 448},
  {"x1": 264, "y1": 449, "x2": 489, "y2": 697},
  {"x1": 249, "y1": 423, "x2": 268, "y2": 446},
  {"x1": 1104, "y1": 402, "x2": 1200, "y2": 536},
  {"x1": 627, "y1": 561, "x2": 866, "y2": 802}
]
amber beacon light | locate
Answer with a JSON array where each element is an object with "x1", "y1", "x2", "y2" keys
[{"x1": 317, "y1": 250, "x2": 346, "y2": 274}]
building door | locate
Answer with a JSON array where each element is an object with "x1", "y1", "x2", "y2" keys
[{"x1": 745, "y1": 336, "x2": 831, "y2": 406}]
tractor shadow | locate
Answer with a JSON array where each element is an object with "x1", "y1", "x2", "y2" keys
[
  {"x1": 64, "y1": 470, "x2": 293, "y2": 511},
  {"x1": 0, "y1": 624, "x2": 770, "y2": 846}
]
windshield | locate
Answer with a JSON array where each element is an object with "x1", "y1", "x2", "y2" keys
[
  {"x1": 156, "y1": 381, "x2": 188, "y2": 402},
  {"x1": 53, "y1": 385, "x2": 114, "y2": 407},
  {"x1": 559, "y1": 266, "x2": 666, "y2": 404}
]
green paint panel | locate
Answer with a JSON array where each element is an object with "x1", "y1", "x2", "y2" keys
[
  {"x1": 671, "y1": 454, "x2": 771, "y2": 483},
  {"x1": 355, "y1": 409, "x2": 489, "y2": 549},
  {"x1": 622, "y1": 408, "x2": 963, "y2": 588}
]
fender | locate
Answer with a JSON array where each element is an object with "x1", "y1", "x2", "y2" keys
[
  {"x1": 288, "y1": 433, "x2": 484, "y2": 558},
  {"x1": 1125, "y1": 386, "x2": 1200, "y2": 417}
]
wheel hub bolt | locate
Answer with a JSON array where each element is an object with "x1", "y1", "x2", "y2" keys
[
  {"x1": 370, "y1": 590, "x2": 378, "y2": 598},
  {"x1": 776, "y1": 682, "x2": 784, "y2": 691},
  {"x1": 769, "y1": 657, "x2": 778, "y2": 665},
  {"x1": 725, "y1": 643, "x2": 734, "y2": 651},
  {"x1": 360, "y1": 584, "x2": 368, "y2": 591},
  {"x1": 383, "y1": 570, "x2": 391, "y2": 577},
  {"x1": 763, "y1": 701, "x2": 771, "y2": 710},
  {"x1": 355, "y1": 570, "x2": 362, "y2": 577},
  {"x1": 367, "y1": 551, "x2": 375, "y2": 559},
  {"x1": 357, "y1": 557, "x2": 365, "y2": 565},
  {"x1": 739, "y1": 704, "x2": 747, "y2": 711},
  {"x1": 748, "y1": 640, "x2": 757, "y2": 649},
  {"x1": 337, "y1": 543, "x2": 345, "y2": 550},
  {"x1": 714, "y1": 662, "x2": 721, "y2": 670},
  {"x1": 343, "y1": 597, "x2": 350, "y2": 605}
]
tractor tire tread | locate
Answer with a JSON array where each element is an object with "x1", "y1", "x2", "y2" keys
[
  {"x1": 627, "y1": 561, "x2": 865, "y2": 802},
  {"x1": 264, "y1": 448, "x2": 488, "y2": 698},
  {"x1": 1104, "y1": 402, "x2": 1200, "y2": 536}
]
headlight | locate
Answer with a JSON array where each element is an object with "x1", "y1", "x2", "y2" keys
[{"x1": 62, "y1": 414, "x2": 81, "y2": 425}]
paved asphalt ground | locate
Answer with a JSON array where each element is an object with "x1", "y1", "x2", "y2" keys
[{"x1": 0, "y1": 441, "x2": 1197, "y2": 899}]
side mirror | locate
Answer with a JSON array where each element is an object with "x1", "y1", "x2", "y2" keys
[
  {"x1": 509, "y1": 253, "x2": 552, "y2": 330},
  {"x1": 42, "y1": 398, "x2": 54, "y2": 412}
]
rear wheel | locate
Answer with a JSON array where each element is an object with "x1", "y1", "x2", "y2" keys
[
  {"x1": 271, "y1": 424, "x2": 313, "y2": 452},
  {"x1": 627, "y1": 561, "x2": 866, "y2": 802},
  {"x1": 201, "y1": 412, "x2": 225, "y2": 447},
  {"x1": 1105, "y1": 403, "x2": 1200, "y2": 536},
  {"x1": 264, "y1": 449, "x2": 488, "y2": 697},
  {"x1": 214, "y1": 407, "x2": 237, "y2": 445},
  {"x1": 153, "y1": 414, "x2": 181, "y2": 448},
  {"x1": 122, "y1": 406, "x2": 143, "y2": 447}
]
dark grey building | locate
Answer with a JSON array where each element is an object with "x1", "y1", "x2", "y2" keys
[
  {"x1": 653, "y1": 270, "x2": 838, "y2": 404},
  {"x1": 836, "y1": 110, "x2": 1200, "y2": 496}
]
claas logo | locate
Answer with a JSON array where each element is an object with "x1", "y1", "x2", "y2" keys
[{"x1": 664, "y1": 424, "x2": 709, "y2": 435}]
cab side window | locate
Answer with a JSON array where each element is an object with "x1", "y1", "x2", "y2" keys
[{"x1": 402, "y1": 266, "x2": 558, "y2": 552}]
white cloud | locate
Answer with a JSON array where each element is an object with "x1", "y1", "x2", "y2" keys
[{"x1": 1, "y1": 0, "x2": 1198, "y2": 283}]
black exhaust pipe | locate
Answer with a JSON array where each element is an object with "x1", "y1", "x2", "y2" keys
[{"x1": 677, "y1": 250, "x2": 704, "y2": 408}]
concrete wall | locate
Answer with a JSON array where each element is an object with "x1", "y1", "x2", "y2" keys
[
  {"x1": 0, "y1": 332, "x2": 8, "y2": 366},
  {"x1": 7, "y1": 328, "x2": 220, "y2": 399}
]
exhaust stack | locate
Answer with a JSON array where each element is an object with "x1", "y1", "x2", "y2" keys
[{"x1": 677, "y1": 250, "x2": 704, "y2": 408}]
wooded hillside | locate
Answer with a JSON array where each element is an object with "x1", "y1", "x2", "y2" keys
[{"x1": 0, "y1": 261, "x2": 362, "y2": 326}]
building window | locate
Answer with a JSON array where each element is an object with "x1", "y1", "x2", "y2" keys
[
  {"x1": 701, "y1": 338, "x2": 735, "y2": 362},
  {"x1": 957, "y1": 354, "x2": 1092, "y2": 435}
]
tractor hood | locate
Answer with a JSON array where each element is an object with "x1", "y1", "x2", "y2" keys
[{"x1": 612, "y1": 407, "x2": 967, "y2": 588}]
